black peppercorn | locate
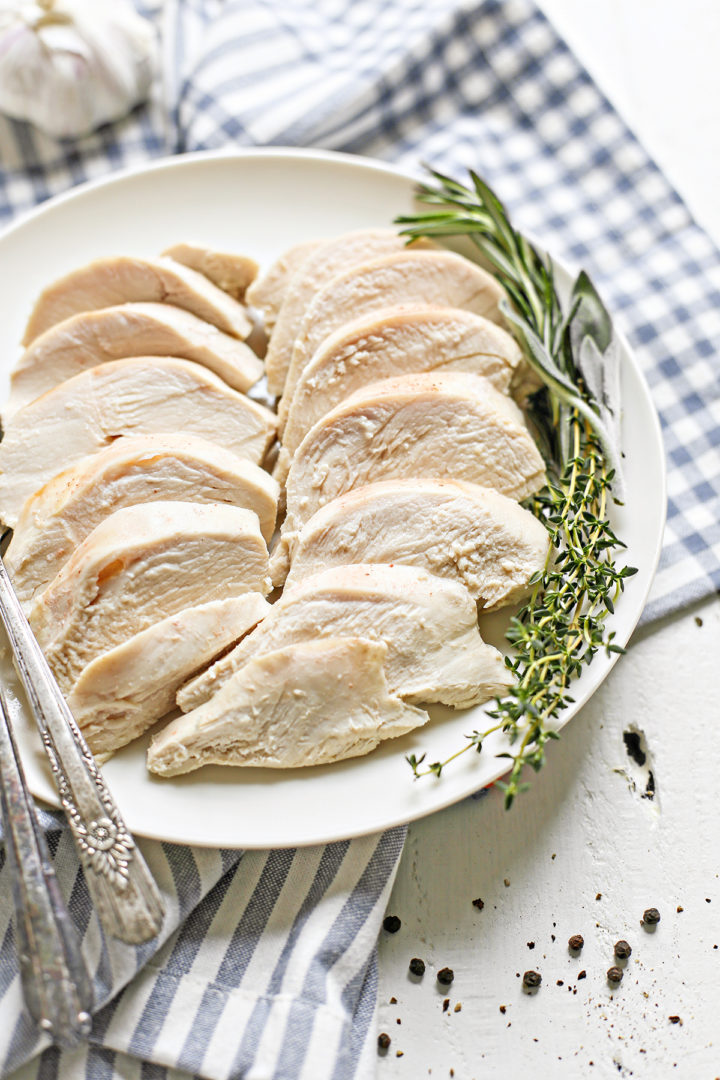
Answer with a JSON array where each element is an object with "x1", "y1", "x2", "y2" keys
[
  {"x1": 409, "y1": 957, "x2": 425, "y2": 977},
  {"x1": 523, "y1": 970, "x2": 541, "y2": 989},
  {"x1": 568, "y1": 934, "x2": 584, "y2": 951},
  {"x1": 383, "y1": 915, "x2": 401, "y2": 933},
  {"x1": 472, "y1": 897, "x2": 485, "y2": 910},
  {"x1": 614, "y1": 940, "x2": 632, "y2": 959},
  {"x1": 377, "y1": 1033, "x2": 391, "y2": 1051},
  {"x1": 642, "y1": 907, "x2": 661, "y2": 925},
  {"x1": 607, "y1": 966, "x2": 623, "y2": 984},
  {"x1": 437, "y1": 967, "x2": 455, "y2": 986}
]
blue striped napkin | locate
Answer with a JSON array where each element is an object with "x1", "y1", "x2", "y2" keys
[{"x1": 1, "y1": 2, "x2": 719, "y2": 1078}]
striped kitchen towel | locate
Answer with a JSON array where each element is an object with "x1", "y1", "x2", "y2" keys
[{"x1": 1, "y1": 1, "x2": 719, "y2": 1079}]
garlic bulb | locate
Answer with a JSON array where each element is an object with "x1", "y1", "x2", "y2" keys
[{"x1": 0, "y1": 0, "x2": 156, "y2": 138}]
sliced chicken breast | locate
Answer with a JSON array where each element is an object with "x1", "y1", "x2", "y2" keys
[
  {"x1": 22, "y1": 255, "x2": 252, "y2": 345},
  {"x1": 272, "y1": 372, "x2": 545, "y2": 584},
  {"x1": 6, "y1": 434, "x2": 279, "y2": 603},
  {"x1": 68, "y1": 594, "x2": 270, "y2": 761},
  {"x1": 8, "y1": 303, "x2": 263, "y2": 415},
  {"x1": 275, "y1": 305, "x2": 523, "y2": 479},
  {"x1": 149, "y1": 637, "x2": 428, "y2": 777},
  {"x1": 162, "y1": 244, "x2": 258, "y2": 301},
  {"x1": 30, "y1": 501, "x2": 270, "y2": 693},
  {"x1": 245, "y1": 240, "x2": 321, "y2": 330},
  {"x1": 0, "y1": 358, "x2": 277, "y2": 528},
  {"x1": 264, "y1": 229, "x2": 428, "y2": 396},
  {"x1": 178, "y1": 563, "x2": 512, "y2": 714},
  {"x1": 284, "y1": 479, "x2": 549, "y2": 610},
  {"x1": 278, "y1": 250, "x2": 505, "y2": 429}
]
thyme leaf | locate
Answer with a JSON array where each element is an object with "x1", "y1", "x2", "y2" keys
[{"x1": 397, "y1": 167, "x2": 636, "y2": 808}]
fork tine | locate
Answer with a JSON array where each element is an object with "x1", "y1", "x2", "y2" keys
[{"x1": 0, "y1": 686, "x2": 94, "y2": 1048}]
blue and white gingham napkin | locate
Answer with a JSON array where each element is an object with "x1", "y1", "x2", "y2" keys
[{"x1": 1, "y1": 2, "x2": 719, "y2": 1078}]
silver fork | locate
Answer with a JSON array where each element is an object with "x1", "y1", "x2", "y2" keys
[
  {"x1": 0, "y1": 686, "x2": 94, "y2": 1047},
  {"x1": 0, "y1": 554, "x2": 165, "y2": 946}
]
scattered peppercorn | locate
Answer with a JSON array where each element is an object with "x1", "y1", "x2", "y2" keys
[
  {"x1": 409, "y1": 957, "x2": 425, "y2": 977},
  {"x1": 578, "y1": 970, "x2": 587, "y2": 980},
  {"x1": 643, "y1": 907, "x2": 661, "y2": 925},
  {"x1": 557, "y1": 980, "x2": 564, "y2": 986},
  {"x1": 595, "y1": 893, "x2": 602, "y2": 901},
  {"x1": 527, "y1": 941, "x2": 536, "y2": 950},
  {"x1": 437, "y1": 967, "x2": 455, "y2": 986},
  {"x1": 377, "y1": 1033, "x2": 391, "y2": 1051},
  {"x1": 568, "y1": 934, "x2": 584, "y2": 951},
  {"x1": 383, "y1": 915, "x2": 401, "y2": 933},
  {"x1": 396, "y1": 1018, "x2": 401, "y2": 1025},
  {"x1": 499, "y1": 1005, "x2": 507, "y2": 1014},
  {"x1": 442, "y1": 998, "x2": 450, "y2": 1013},
  {"x1": 677, "y1": 905, "x2": 684, "y2": 913},
  {"x1": 695, "y1": 616, "x2": 703, "y2": 627},
  {"x1": 396, "y1": 1050, "x2": 404, "y2": 1058},
  {"x1": 389, "y1": 996, "x2": 397, "y2": 1004},
  {"x1": 614, "y1": 940, "x2": 632, "y2": 960},
  {"x1": 523, "y1": 970, "x2": 542, "y2": 989},
  {"x1": 668, "y1": 1015, "x2": 682, "y2": 1025},
  {"x1": 472, "y1": 897, "x2": 485, "y2": 910},
  {"x1": 504, "y1": 878, "x2": 510, "y2": 887},
  {"x1": 607, "y1": 966, "x2": 623, "y2": 984}
]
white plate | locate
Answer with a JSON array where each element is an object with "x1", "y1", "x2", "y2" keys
[{"x1": 0, "y1": 148, "x2": 666, "y2": 849}]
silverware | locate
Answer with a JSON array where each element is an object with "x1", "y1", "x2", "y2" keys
[
  {"x1": 0, "y1": 555, "x2": 165, "y2": 945},
  {"x1": 0, "y1": 686, "x2": 93, "y2": 1047}
]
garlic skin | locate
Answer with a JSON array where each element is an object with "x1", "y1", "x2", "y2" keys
[{"x1": 0, "y1": 0, "x2": 156, "y2": 138}]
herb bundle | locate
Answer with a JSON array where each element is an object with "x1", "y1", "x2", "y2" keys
[{"x1": 397, "y1": 168, "x2": 636, "y2": 807}]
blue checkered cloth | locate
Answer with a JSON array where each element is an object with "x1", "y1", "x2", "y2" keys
[{"x1": 1, "y1": 1, "x2": 719, "y2": 1078}]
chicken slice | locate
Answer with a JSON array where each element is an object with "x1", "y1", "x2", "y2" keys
[
  {"x1": 178, "y1": 563, "x2": 512, "y2": 714},
  {"x1": 161, "y1": 244, "x2": 258, "y2": 301},
  {"x1": 0, "y1": 358, "x2": 277, "y2": 528},
  {"x1": 30, "y1": 501, "x2": 270, "y2": 693},
  {"x1": 285, "y1": 479, "x2": 549, "y2": 610},
  {"x1": 8, "y1": 303, "x2": 263, "y2": 416},
  {"x1": 264, "y1": 229, "x2": 430, "y2": 396},
  {"x1": 148, "y1": 637, "x2": 428, "y2": 777},
  {"x1": 5, "y1": 434, "x2": 279, "y2": 604},
  {"x1": 277, "y1": 250, "x2": 505, "y2": 430},
  {"x1": 67, "y1": 593, "x2": 269, "y2": 762},
  {"x1": 22, "y1": 255, "x2": 252, "y2": 345},
  {"x1": 275, "y1": 305, "x2": 523, "y2": 481},
  {"x1": 245, "y1": 241, "x2": 321, "y2": 331},
  {"x1": 272, "y1": 372, "x2": 545, "y2": 585}
]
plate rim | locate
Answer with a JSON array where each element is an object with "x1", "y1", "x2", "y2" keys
[{"x1": 1, "y1": 146, "x2": 667, "y2": 847}]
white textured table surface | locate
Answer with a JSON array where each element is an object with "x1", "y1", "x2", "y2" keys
[{"x1": 376, "y1": 4, "x2": 720, "y2": 1078}]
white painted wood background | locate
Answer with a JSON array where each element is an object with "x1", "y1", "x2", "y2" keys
[{"x1": 376, "y1": 3, "x2": 720, "y2": 1078}]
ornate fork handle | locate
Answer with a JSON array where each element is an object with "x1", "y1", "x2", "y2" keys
[
  {"x1": 0, "y1": 687, "x2": 93, "y2": 1046},
  {"x1": 0, "y1": 558, "x2": 164, "y2": 945}
]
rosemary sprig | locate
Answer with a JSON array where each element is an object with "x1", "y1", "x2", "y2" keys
[{"x1": 397, "y1": 167, "x2": 636, "y2": 808}]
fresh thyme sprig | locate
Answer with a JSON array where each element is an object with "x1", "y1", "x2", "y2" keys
[{"x1": 397, "y1": 167, "x2": 636, "y2": 808}]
